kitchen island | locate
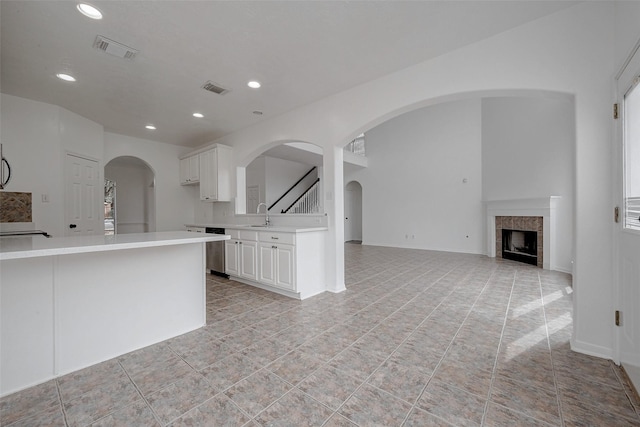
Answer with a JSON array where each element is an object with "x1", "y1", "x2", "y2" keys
[{"x1": 0, "y1": 231, "x2": 229, "y2": 397}]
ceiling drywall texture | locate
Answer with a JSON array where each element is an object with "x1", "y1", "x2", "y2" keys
[{"x1": 0, "y1": 1, "x2": 578, "y2": 147}]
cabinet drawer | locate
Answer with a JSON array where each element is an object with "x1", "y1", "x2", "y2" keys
[
  {"x1": 238, "y1": 230, "x2": 259, "y2": 241},
  {"x1": 259, "y1": 231, "x2": 295, "y2": 245}
]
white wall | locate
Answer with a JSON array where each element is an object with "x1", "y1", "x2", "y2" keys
[
  {"x1": 0, "y1": 94, "x2": 104, "y2": 237},
  {"x1": 345, "y1": 99, "x2": 484, "y2": 253},
  {"x1": 103, "y1": 133, "x2": 194, "y2": 232},
  {"x1": 482, "y1": 96, "x2": 574, "y2": 273},
  {"x1": 209, "y1": 3, "x2": 617, "y2": 357}
]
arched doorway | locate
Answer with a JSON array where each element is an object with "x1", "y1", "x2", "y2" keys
[
  {"x1": 104, "y1": 156, "x2": 156, "y2": 234},
  {"x1": 344, "y1": 180, "x2": 362, "y2": 243}
]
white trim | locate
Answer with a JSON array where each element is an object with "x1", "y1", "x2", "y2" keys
[{"x1": 571, "y1": 338, "x2": 613, "y2": 360}]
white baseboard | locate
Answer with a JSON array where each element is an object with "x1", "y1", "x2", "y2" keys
[
  {"x1": 571, "y1": 338, "x2": 613, "y2": 360},
  {"x1": 622, "y1": 363, "x2": 640, "y2": 393}
]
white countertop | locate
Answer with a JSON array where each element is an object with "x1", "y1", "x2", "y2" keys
[
  {"x1": 185, "y1": 223, "x2": 328, "y2": 233},
  {"x1": 0, "y1": 231, "x2": 229, "y2": 261}
]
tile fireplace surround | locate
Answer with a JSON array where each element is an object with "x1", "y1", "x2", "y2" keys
[
  {"x1": 485, "y1": 197, "x2": 559, "y2": 270},
  {"x1": 496, "y1": 216, "x2": 543, "y2": 268}
]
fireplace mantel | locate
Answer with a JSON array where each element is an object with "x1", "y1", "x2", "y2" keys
[{"x1": 484, "y1": 197, "x2": 560, "y2": 270}]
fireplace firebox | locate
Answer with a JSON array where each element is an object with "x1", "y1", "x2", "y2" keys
[{"x1": 502, "y1": 229, "x2": 538, "y2": 266}]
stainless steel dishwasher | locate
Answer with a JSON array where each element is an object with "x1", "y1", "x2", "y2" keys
[{"x1": 205, "y1": 227, "x2": 227, "y2": 277}]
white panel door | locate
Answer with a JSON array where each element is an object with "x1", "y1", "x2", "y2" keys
[
  {"x1": 65, "y1": 153, "x2": 101, "y2": 236},
  {"x1": 616, "y1": 42, "x2": 640, "y2": 386}
]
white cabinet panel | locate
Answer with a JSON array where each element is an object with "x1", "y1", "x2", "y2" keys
[
  {"x1": 198, "y1": 145, "x2": 232, "y2": 202},
  {"x1": 239, "y1": 241, "x2": 258, "y2": 281},
  {"x1": 225, "y1": 240, "x2": 239, "y2": 276},
  {"x1": 259, "y1": 243, "x2": 276, "y2": 286},
  {"x1": 179, "y1": 155, "x2": 199, "y2": 185},
  {"x1": 275, "y1": 244, "x2": 295, "y2": 290}
]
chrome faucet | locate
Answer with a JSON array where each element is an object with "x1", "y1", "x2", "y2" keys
[{"x1": 256, "y1": 202, "x2": 270, "y2": 226}]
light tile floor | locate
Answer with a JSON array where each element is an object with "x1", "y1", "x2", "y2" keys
[{"x1": 2, "y1": 243, "x2": 640, "y2": 426}]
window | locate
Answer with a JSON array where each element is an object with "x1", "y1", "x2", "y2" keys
[{"x1": 624, "y1": 77, "x2": 640, "y2": 231}]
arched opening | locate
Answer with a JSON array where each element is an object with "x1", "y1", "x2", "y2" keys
[
  {"x1": 104, "y1": 156, "x2": 156, "y2": 234},
  {"x1": 344, "y1": 180, "x2": 363, "y2": 243},
  {"x1": 340, "y1": 91, "x2": 574, "y2": 271},
  {"x1": 239, "y1": 141, "x2": 325, "y2": 219}
]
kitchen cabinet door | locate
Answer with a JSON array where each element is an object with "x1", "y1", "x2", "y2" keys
[
  {"x1": 180, "y1": 155, "x2": 200, "y2": 185},
  {"x1": 275, "y1": 244, "x2": 295, "y2": 290},
  {"x1": 239, "y1": 240, "x2": 258, "y2": 281},
  {"x1": 258, "y1": 243, "x2": 276, "y2": 286},
  {"x1": 224, "y1": 240, "x2": 239, "y2": 276},
  {"x1": 199, "y1": 149, "x2": 217, "y2": 201}
]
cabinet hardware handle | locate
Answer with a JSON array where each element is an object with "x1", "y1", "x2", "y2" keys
[
  {"x1": 69, "y1": 224, "x2": 77, "y2": 229},
  {"x1": 272, "y1": 245, "x2": 277, "y2": 249},
  {"x1": 271, "y1": 237, "x2": 279, "y2": 240}
]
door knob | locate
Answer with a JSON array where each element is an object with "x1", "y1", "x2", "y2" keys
[{"x1": 69, "y1": 224, "x2": 77, "y2": 229}]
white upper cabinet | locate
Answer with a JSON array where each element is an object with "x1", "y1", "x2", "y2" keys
[
  {"x1": 179, "y1": 155, "x2": 200, "y2": 185},
  {"x1": 199, "y1": 145, "x2": 232, "y2": 202}
]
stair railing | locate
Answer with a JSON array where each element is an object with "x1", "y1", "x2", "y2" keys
[
  {"x1": 268, "y1": 166, "x2": 316, "y2": 211},
  {"x1": 283, "y1": 178, "x2": 320, "y2": 214}
]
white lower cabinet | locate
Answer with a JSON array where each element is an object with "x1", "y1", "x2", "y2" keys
[
  {"x1": 224, "y1": 230, "x2": 258, "y2": 281},
  {"x1": 259, "y1": 242, "x2": 295, "y2": 291},
  {"x1": 225, "y1": 227, "x2": 325, "y2": 299}
]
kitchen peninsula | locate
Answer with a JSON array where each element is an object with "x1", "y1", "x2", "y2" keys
[{"x1": 0, "y1": 231, "x2": 229, "y2": 396}]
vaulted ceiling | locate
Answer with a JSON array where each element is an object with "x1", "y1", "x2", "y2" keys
[{"x1": 1, "y1": 1, "x2": 577, "y2": 147}]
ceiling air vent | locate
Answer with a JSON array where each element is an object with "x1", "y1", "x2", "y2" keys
[
  {"x1": 201, "y1": 81, "x2": 229, "y2": 95},
  {"x1": 93, "y1": 35, "x2": 138, "y2": 60}
]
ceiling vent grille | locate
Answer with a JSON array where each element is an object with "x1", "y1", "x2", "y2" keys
[
  {"x1": 93, "y1": 35, "x2": 138, "y2": 60},
  {"x1": 201, "y1": 81, "x2": 229, "y2": 95}
]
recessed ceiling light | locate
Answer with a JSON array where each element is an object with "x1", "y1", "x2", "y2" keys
[
  {"x1": 56, "y1": 73, "x2": 76, "y2": 82},
  {"x1": 77, "y1": 3, "x2": 103, "y2": 20},
  {"x1": 145, "y1": 125, "x2": 156, "y2": 130},
  {"x1": 192, "y1": 112, "x2": 204, "y2": 118},
  {"x1": 247, "y1": 81, "x2": 261, "y2": 89}
]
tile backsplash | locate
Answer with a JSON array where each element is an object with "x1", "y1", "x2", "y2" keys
[{"x1": 0, "y1": 191, "x2": 32, "y2": 222}]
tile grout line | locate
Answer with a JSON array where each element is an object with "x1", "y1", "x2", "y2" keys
[
  {"x1": 537, "y1": 270, "x2": 566, "y2": 427},
  {"x1": 54, "y1": 379, "x2": 70, "y2": 427},
  {"x1": 116, "y1": 360, "x2": 166, "y2": 427},
  {"x1": 480, "y1": 266, "x2": 518, "y2": 427}
]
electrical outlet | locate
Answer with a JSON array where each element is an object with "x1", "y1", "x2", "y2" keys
[{"x1": 41, "y1": 193, "x2": 49, "y2": 203}]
